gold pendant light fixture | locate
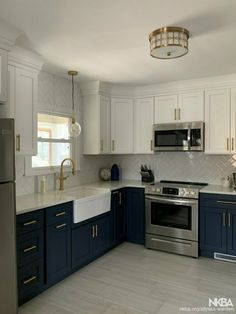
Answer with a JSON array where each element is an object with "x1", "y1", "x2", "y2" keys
[
  {"x1": 149, "y1": 27, "x2": 189, "y2": 59},
  {"x1": 68, "y1": 70, "x2": 81, "y2": 137}
]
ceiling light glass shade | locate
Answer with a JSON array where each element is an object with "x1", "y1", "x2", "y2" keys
[
  {"x1": 149, "y1": 27, "x2": 189, "y2": 59},
  {"x1": 69, "y1": 116, "x2": 81, "y2": 137}
]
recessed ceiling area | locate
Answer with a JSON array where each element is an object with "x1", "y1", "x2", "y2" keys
[{"x1": 1, "y1": 0, "x2": 236, "y2": 84}]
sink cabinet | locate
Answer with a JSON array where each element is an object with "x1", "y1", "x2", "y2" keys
[
  {"x1": 200, "y1": 193, "x2": 236, "y2": 257},
  {"x1": 111, "y1": 189, "x2": 126, "y2": 246},
  {"x1": 72, "y1": 213, "x2": 111, "y2": 270}
]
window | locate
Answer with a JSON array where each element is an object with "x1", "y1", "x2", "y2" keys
[{"x1": 28, "y1": 113, "x2": 76, "y2": 173}]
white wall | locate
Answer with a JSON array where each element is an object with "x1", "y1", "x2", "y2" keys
[{"x1": 112, "y1": 153, "x2": 236, "y2": 185}]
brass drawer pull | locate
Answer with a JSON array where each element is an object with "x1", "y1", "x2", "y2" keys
[
  {"x1": 56, "y1": 223, "x2": 67, "y2": 229},
  {"x1": 23, "y1": 245, "x2": 37, "y2": 253},
  {"x1": 217, "y1": 200, "x2": 236, "y2": 205},
  {"x1": 23, "y1": 275, "x2": 37, "y2": 285},
  {"x1": 150, "y1": 140, "x2": 153, "y2": 151},
  {"x1": 91, "y1": 225, "x2": 95, "y2": 238},
  {"x1": 23, "y1": 220, "x2": 37, "y2": 227},
  {"x1": 174, "y1": 108, "x2": 177, "y2": 120},
  {"x1": 232, "y1": 138, "x2": 235, "y2": 151},
  {"x1": 178, "y1": 108, "x2": 181, "y2": 120},
  {"x1": 55, "y1": 211, "x2": 66, "y2": 217},
  {"x1": 227, "y1": 138, "x2": 230, "y2": 151},
  {"x1": 16, "y1": 134, "x2": 21, "y2": 151},
  {"x1": 95, "y1": 225, "x2": 98, "y2": 237},
  {"x1": 112, "y1": 140, "x2": 115, "y2": 151},
  {"x1": 119, "y1": 192, "x2": 122, "y2": 205},
  {"x1": 228, "y1": 213, "x2": 231, "y2": 228},
  {"x1": 100, "y1": 139, "x2": 103, "y2": 152}
]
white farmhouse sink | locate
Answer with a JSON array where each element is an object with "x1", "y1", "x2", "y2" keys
[{"x1": 63, "y1": 187, "x2": 111, "y2": 224}]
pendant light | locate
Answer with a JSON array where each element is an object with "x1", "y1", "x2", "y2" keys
[
  {"x1": 149, "y1": 27, "x2": 189, "y2": 59},
  {"x1": 68, "y1": 70, "x2": 81, "y2": 137}
]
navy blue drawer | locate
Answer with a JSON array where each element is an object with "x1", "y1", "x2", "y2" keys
[
  {"x1": 45, "y1": 202, "x2": 72, "y2": 226},
  {"x1": 200, "y1": 193, "x2": 236, "y2": 209},
  {"x1": 17, "y1": 210, "x2": 44, "y2": 235},
  {"x1": 18, "y1": 259, "x2": 44, "y2": 305},
  {"x1": 17, "y1": 229, "x2": 44, "y2": 267}
]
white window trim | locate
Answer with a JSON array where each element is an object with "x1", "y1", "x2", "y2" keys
[{"x1": 24, "y1": 111, "x2": 80, "y2": 176}]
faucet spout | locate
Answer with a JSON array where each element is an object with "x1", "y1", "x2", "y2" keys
[{"x1": 59, "y1": 158, "x2": 75, "y2": 190}]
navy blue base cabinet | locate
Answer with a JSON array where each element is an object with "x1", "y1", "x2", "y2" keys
[
  {"x1": 126, "y1": 188, "x2": 145, "y2": 245},
  {"x1": 200, "y1": 193, "x2": 236, "y2": 257},
  {"x1": 72, "y1": 213, "x2": 111, "y2": 270},
  {"x1": 111, "y1": 189, "x2": 126, "y2": 246}
]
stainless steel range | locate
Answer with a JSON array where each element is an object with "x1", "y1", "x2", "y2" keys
[{"x1": 145, "y1": 180, "x2": 207, "y2": 258}]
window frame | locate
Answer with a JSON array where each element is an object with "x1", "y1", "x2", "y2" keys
[{"x1": 24, "y1": 111, "x2": 80, "y2": 176}]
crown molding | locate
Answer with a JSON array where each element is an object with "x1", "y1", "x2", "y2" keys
[
  {"x1": 8, "y1": 46, "x2": 44, "y2": 71},
  {"x1": 80, "y1": 80, "x2": 112, "y2": 96},
  {"x1": 0, "y1": 19, "x2": 21, "y2": 51}
]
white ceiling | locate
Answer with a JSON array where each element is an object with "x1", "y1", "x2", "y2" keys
[{"x1": 1, "y1": 0, "x2": 236, "y2": 85}]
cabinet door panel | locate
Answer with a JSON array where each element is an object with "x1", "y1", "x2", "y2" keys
[
  {"x1": 227, "y1": 210, "x2": 236, "y2": 255},
  {"x1": 111, "y1": 98, "x2": 133, "y2": 153},
  {"x1": 100, "y1": 95, "x2": 111, "y2": 153},
  {"x1": 72, "y1": 223, "x2": 92, "y2": 270},
  {"x1": 46, "y1": 222, "x2": 71, "y2": 285},
  {"x1": 15, "y1": 67, "x2": 37, "y2": 155},
  {"x1": 231, "y1": 88, "x2": 236, "y2": 154},
  {"x1": 126, "y1": 188, "x2": 145, "y2": 245},
  {"x1": 205, "y1": 89, "x2": 230, "y2": 154},
  {"x1": 154, "y1": 95, "x2": 178, "y2": 124},
  {"x1": 200, "y1": 207, "x2": 227, "y2": 254},
  {"x1": 93, "y1": 216, "x2": 110, "y2": 257},
  {"x1": 178, "y1": 92, "x2": 204, "y2": 122},
  {"x1": 134, "y1": 97, "x2": 154, "y2": 154}
]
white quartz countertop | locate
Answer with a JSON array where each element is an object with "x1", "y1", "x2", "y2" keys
[
  {"x1": 16, "y1": 180, "x2": 147, "y2": 215},
  {"x1": 200, "y1": 184, "x2": 236, "y2": 196}
]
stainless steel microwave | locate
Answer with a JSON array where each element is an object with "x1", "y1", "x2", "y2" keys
[{"x1": 153, "y1": 121, "x2": 204, "y2": 152}]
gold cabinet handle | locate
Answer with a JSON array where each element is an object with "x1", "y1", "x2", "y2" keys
[
  {"x1": 23, "y1": 275, "x2": 37, "y2": 285},
  {"x1": 56, "y1": 223, "x2": 67, "y2": 229},
  {"x1": 227, "y1": 138, "x2": 230, "y2": 151},
  {"x1": 174, "y1": 109, "x2": 177, "y2": 120},
  {"x1": 228, "y1": 213, "x2": 231, "y2": 228},
  {"x1": 232, "y1": 138, "x2": 234, "y2": 151},
  {"x1": 23, "y1": 220, "x2": 37, "y2": 227},
  {"x1": 178, "y1": 108, "x2": 181, "y2": 121},
  {"x1": 112, "y1": 140, "x2": 115, "y2": 151},
  {"x1": 223, "y1": 212, "x2": 226, "y2": 227},
  {"x1": 95, "y1": 225, "x2": 98, "y2": 237},
  {"x1": 16, "y1": 134, "x2": 21, "y2": 151},
  {"x1": 91, "y1": 225, "x2": 95, "y2": 238},
  {"x1": 150, "y1": 140, "x2": 153, "y2": 151},
  {"x1": 119, "y1": 192, "x2": 122, "y2": 205},
  {"x1": 100, "y1": 139, "x2": 103, "y2": 152},
  {"x1": 55, "y1": 211, "x2": 66, "y2": 217},
  {"x1": 23, "y1": 245, "x2": 37, "y2": 253}
]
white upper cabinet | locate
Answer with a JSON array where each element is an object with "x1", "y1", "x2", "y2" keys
[
  {"x1": 154, "y1": 95, "x2": 178, "y2": 123},
  {"x1": 230, "y1": 87, "x2": 236, "y2": 154},
  {"x1": 83, "y1": 94, "x2": 110, "y2": 154},
  {"x1": 0, "y1": 49, "x2": 7, "y2": 103},
  {"x1": 154, "y1": 92, "x2": 204, "y2": 124},
  {"x1": 111, "y1": 98, "x2": 133, "y2": 154},
  {"x1": 178, "y1": 92, "x2": 204, "y2": 122},
  {"x1": 134, "y1": 97, "x2": 154, "y2": 154},
  {"x1": 205, "y1": 88, "x2": 231, "y2": 154},
  {"x1": 9, "y1": 66, "x2": 38, "y2": 155}
]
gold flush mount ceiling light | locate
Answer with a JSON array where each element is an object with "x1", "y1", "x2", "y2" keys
[{"x1": 149, "y1": 27, "x2": 189, "y2": 59}]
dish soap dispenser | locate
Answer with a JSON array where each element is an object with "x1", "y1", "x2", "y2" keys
[{"x1": 111, "y1": 164, "x2": 119, "y2": 181}]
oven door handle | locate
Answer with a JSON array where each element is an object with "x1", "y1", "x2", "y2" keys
[{"x1": 145, "y1": 195, "x2": 198, "y2": 205}]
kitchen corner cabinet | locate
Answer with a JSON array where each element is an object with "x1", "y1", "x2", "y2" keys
[
  {"x1": 126, "y1": 188, "x2": 145, "y2": 245},
  {"x1": 200, "y1": 193, "x2": 236, "y2": 257},
  {"x1": 111, "y1": 189, "x2": 126, "y2": 246},
  {"x1": 0, "y1": 48, "x2": 7, "y2": 102},
  {"x1": 72, "y1": 213, "x2": 111, "y2": 270},
  {"x1": 83, "y1": 94, "x2": 110, "y2": 154},
  {"x1": 8, "y1": 65, "x2": 38, "y2": 155},
  {"x1": 154, "y1": 92, "x2": 204, "y2": 124},
  {"x1": 111, "y1": 98, "x2": 134, "y2": 154},
  {"x1": 134, "y1": 97, "x2": 154, "y2": 154}
]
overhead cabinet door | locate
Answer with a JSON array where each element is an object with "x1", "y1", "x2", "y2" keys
[
  {"x1": 111, "y1": 98, "x2": 133, "y2": 153},
  {"x1": 205, "y1": 89, "x2": 231, "y2": 154},
  {"x1": 154, "y1": 95, "x2": 178, "y2": 124},
  {"x1": 178, "y1": 92, "x2": 204, "y2": 122}
]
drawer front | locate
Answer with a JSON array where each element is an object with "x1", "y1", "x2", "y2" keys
[
  {"x1": 200, "y1": 193, "x2": 236, "y2": 210},
  {"x1": 17, "y1": 210, "x2": 44, "y2": 235},
  {"x1": 18, "y1": 259, "x2": 44, "y2": 304},
  {"x1": 17, "y1": 229, "x2": 44, "y2": 267},
  {"x1": 45, "y1": 202, "x2": 72, "y2": 226}
]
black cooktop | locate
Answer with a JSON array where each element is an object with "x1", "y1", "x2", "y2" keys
[{"x1": 160, "y1": 180, "x2": 208, "y2": 187}]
